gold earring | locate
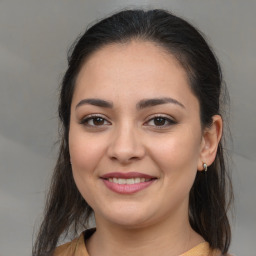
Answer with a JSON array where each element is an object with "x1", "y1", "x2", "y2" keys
[{"x1": 203, "y1": 163, "x2": 207, "y2": 172}]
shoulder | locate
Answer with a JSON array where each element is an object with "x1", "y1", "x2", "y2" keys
[
  {"x1": 181, "y1": 242, "x2": 232, "y2": 256},
  {"x1": 54, "y1": 233, "x2": 87, "y2": 256},
  {"x1": 53, "y1": 229, "x2": 95, "y2": 256},
  {"x1": 54, "y1": 236, "x2": 80, "y2": 256}
]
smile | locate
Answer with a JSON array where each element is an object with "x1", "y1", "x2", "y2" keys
[
  {"x1": 101, "y1": 172, "x2": 157, "y2": 194},
  {"x1": 107, "y1": 177, "x2": 151, "y2": 184}
]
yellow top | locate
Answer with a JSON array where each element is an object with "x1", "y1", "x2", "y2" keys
[{"x1": 54, "y1": 229, "x2": 225, "y2": 256}]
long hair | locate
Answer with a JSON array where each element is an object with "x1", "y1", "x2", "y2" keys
[{"x1": 33, "y1": 9, "x2": 233, "y2": 256}]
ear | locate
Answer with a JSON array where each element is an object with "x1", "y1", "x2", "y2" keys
[{"x1": 197, "y1": 115, "x2": 223, "y2": 171}]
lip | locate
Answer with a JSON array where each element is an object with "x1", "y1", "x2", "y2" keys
[
  {"x1": 101, "y1": 172, "x2": 156, "y2": 179},
  {"x1": 101, "y1": 172, "x2": 157, "y2": 194}
]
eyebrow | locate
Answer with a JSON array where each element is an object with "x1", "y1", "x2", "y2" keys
[
  {"x1": 76, "y1": 98, "x2": 113, "y2": 109},
  {"x1": 136, "y1": 97, "x2": 185, "y2": 110},
  {"x1": 75, "y1": 97, "x2": 185, "y2": 110}
]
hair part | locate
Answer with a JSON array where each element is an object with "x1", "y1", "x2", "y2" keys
[{"x1": 33, "y1": 9, "x2": 233, "y2": 256}]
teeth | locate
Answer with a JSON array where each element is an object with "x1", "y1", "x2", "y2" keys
[
  {"x1": 108, "y1": 177, "x2": 151, "y2": 184},
  {"x1": 134, "y1": 178, "x2": 140, "y2": 183},
  {"x1": 118, "y1": 179, "x2": 126, "y2": 184}
]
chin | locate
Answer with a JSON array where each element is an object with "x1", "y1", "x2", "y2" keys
[{"x1": 95, "y1": 204, "x2": 156, "y2": 229}]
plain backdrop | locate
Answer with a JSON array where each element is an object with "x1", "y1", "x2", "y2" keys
[{"x1": 0, "y1": 1, "x2": 255, "y2": 256}]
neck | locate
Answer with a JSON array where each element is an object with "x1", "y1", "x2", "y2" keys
[{"x1": 86, "y1": 210, "x2": 204, "y2": 256}]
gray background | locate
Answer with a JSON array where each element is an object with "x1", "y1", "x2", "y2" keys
[{"x1": 0, "y1": 1, "x2": 255, "y2": 255}]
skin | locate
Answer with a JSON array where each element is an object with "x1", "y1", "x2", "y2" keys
[{"x1": 69, "y1": 40, "x2": 222, "y2": 256}]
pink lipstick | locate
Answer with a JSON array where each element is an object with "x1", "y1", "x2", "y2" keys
[{"x1": 101, "y1": 172, "x2": 157, "y2": 194}]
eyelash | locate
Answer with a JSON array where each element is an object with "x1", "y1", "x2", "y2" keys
[
  {"x1": 79, "y1": 114, "x2": 111, "y2": 127},
  {"x1": 79, "y1": 114, "x2": 176, "y2": 129},
  {"x1": 145, "y1": 115, "x2": 177, "y2": 128}
]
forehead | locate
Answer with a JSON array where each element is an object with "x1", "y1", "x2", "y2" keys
[
  {"x1": 73, "y1": 40, "x2": 199, "y2": 110},
  {"x1": 76, "y1": 40, "x2": 185, "y2": 86}
]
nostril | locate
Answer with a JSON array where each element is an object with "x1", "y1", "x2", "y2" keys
[{"x1": 106, "y1": 129, "x2": 146, "y2": 163}]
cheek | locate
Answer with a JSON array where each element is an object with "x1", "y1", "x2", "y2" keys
[
  {"x1": 148, "y1": 129, "x2": 202, "y2": 177},
  {"x1": 69, "y1": 130, "x2": 106, "y2": 206},
  {"x1": 69, "y1": 130, "x2": 106, "y2": 174}
]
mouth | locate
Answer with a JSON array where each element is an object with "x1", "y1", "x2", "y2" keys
[
  {"x1": 106, "y1": 177, "x2": 152, "y2": 184},
  {"x1": 100, "y1": 172, "x2": 157, "y2": 194}
]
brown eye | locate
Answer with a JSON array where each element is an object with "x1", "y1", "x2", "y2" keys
[
  {"x1": 80, "y1": 115, "x2": 111, "y2": 127},
  {"x1": 92, "y1": 117, "x2": 105, "y2": 125},
  {"x1": 153, "y1": 117, "x2": 166, "y2": 126},
  {"x1": 145, "y1": 115, "x2": 176, "y2": 128}
]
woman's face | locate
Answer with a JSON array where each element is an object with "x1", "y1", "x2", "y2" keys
[{"x1": 69, "y1": 41, "x2": 205, "y2": 228}]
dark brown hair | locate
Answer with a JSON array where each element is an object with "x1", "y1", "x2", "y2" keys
[{"x1": 33, "y1": 9, "x2": 233, "y2": 256}]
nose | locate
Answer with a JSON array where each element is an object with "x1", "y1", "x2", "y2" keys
[{"x1": 107, "y1": 124, "x2": 146, "y2": 164}]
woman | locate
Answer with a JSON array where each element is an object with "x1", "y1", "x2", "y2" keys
[{"x1": 33, "y1": 9, "x2": 233, "y2": 256}]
